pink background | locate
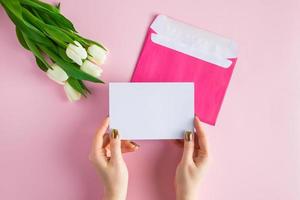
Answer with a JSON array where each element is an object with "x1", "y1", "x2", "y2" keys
[{"x1": 0, "y1": 0, "x2": 299, "y2": 199}]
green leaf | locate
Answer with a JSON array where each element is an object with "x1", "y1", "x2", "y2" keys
[
  {"x1": 82, "y1": 37, "x2": 107, "y2": 51},
  {"x1": 21, "y1": 7, "x2": 44, "y2": 29},
  {"x1": 74, "y1": 34, "x2": 107, "y2": 50},
  {"x1": 16, "y1": 27, "x2": 29, "y2": 50},
  {"x1": 67, "y1": 77, "x2": 89, "y2": 97},
  {"x1": 24, "y1": 0, "x2": 60, "y2": 13},
  {"x1": 44, "y1": 25, "x2": 73, "y2": 45},
  {"x1": 55, "y1": 2, "x2": 61, "y2": 10},
  {"x1": 23, "y1": 34, "x2": 51, "y2": 69},
  {"x1": 35, "y1": 56, "x2": 48, "y2": 72},
  {"x1": 70, "y1": 34, "x2": 89, "y2": 47},
  {"x1": 58, "y1": 28, "x2": 107, "y2": 51},
  {"x1": 79, "y1": 80, "x2": 92, "y2": 94},
  {"x1": 39, "y1": 45, "x2": 104, "y2": 83},
  {"x1": 29, "y1": 6, "x2": 43, "y2": 20},
  {"x1": 37, "y1": 12, "x2": 59, "y2": 26},
  {"x1": 1, "y1": 1, "x2": 55, "y2": 47},
  {"x1": 20, "y1": 0, "x2": 76, "y2": 31},
  {"x1": 61, "y1": 30, "x2": 107, "y2": 51},
  {"x1": 22, "y1": 8, "x2": 71, "y2": 48}
]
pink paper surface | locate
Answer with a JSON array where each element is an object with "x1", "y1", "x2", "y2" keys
[
  {"x1": 131, "y1": 27, "x2": 237, "y2": 125},
  {"x1": 0, "y1": 0, "x2": 300, "y2": 200}
]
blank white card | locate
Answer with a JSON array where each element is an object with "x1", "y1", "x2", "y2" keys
[{"x1": 109, "y1": 83, "x2": 194, "y2": 140}]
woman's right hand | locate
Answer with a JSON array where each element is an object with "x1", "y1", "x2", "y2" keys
[
  {"x1": 175, "y1": 116, "x2": 209, "y2": 200},
  {"x1": 89, "y1": 117, "x2": 138, "y2": 200},
  {"x1": 103, "y1": 135, "x2": 139, "y2": 157}
]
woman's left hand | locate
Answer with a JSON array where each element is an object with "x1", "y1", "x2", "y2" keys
[{"x1": 175, "y1": 116, "x2": 209, "y2": 200}]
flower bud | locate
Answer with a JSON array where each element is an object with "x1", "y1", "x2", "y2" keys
[
  {"x1": 66, "y1": 41, "x2": 87, "y2": 65},
  {"x1": 64, "y1": 82, "x2": 81, "y2": 102},
  {"x1": 87, "y1": 44, "x2": 108, "y2": 65},
  {"x1": 46, "y1": 64, "x2": 68, "y2": 85},
  {"x1": 81, "y1": 60, "x2": 103, "y2": 78}
]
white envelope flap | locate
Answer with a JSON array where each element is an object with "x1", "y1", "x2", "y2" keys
[{"x1": 150, "y1": 15, "x2": 238, "y2": 68}]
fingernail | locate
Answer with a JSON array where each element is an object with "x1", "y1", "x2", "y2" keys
[
  {"x1": 111, "y1": 129, "x2": 119, "y2": 139},
  {"x1": 184, "y1": 131, "x2": 193, "y2": 141},
  {"x1": 130, "y1": 141, "x2": 140, "y2": 147}
]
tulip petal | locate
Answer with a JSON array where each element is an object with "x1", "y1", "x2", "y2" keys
[
  {"x1": 66, "y1": 43, "x2": 83, "y2": 65},
  {"x1": 87, "y1": 44, "x2": 108, "y2": 65},
  {"x1": 66, "y1": 41, "x2": 88, "y2": 65},
  {"x1": 64, "y1": 82, "x2": 81, "y2": 102},
  {"x1": 47, "y1": 64, "x2": 68, "y2": 84},
  {"x1": 74, "y1": 41, "x2": 87, "y2": 59},
  {"x1": 80, "y1": 60, "x2": 103, "y2": 78}
]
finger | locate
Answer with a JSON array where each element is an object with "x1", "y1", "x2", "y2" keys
[
  {"x1": 194, "y1": 134, "x2": 200, "y2": 150},
  {"x1": 103, "y1": 133, "x2": 110, "y2": 148},
  {"x1": 174, "y1": 139, "x2": 184, "y2": 148},
  {"x1": 93, "y1": 117, "x2": 110, "y2": 150},
  {"x1": 121, "y1": 140, "x2": 139, "y2": 153},
  {"x1": 194, "y1": 116, "x2": 208, "y2": 166},
  {"x1": 194, "y1": 116, "x2": 208, "y2": 154},
  {"x1": 181, "y1": 131, "x2": 194, "y2": 162},
  {"x1": 104, "y1": 140, "x2": 139, "y2": 154},
  {"x1": 90, "y1": 117, "x2": 110, "y2": 165},
  {"x1": 109, "y1": 129, "x2": 123, "y2": 163},
  {"x1": 103, "y1": 134, "x2": 111, "y2": 157}
]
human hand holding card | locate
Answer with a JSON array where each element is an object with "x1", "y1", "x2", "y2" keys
[{"x1": 109, "y1": 83, "x2": 194, "y2": 140}]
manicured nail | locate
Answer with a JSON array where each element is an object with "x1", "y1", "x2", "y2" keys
[
  {"x1": 184, "y1": 131, "x2": 193, "y2": 141},
  {"x1": 111, "y1": 129, "x2": 119, "y2": 139},
  {"x1": 130, "y1": 141, "x2": 140, "y2": 147}
]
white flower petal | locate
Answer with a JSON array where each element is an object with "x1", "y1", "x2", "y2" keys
[
  {"x1": 47, "y1": 64, "x2": 68, "y2": 84},
  {"x1": 66, "y1": 44, "x2": 82, "y2": 65},
  {"x1": 87, "y1": 44, "x2": 108, "y2": 65},
  {"x1": 74, "y1": 41, "x2": 88, "y2": 59},
  {"x1": 66, "y1": 41, "x2": 87, "y2": 65},
  {"x1": 74, "y1": 41, "x2": 81, "y2": 46},
  {"x1": 64, "y1": 82, "x2": 81, "y2": 102},
  {"x1": 81, "y1": 60, "x2": 103, "y2": 78}
]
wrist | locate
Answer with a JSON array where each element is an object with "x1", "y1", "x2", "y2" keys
[
  {"x1": 103, "y1": 189, "x2": 127, "y2": 200},
  {"x1": 176, "y1": 194, "x2": 196, "y2": 200},
  {"x1": 103, "y1": 194, "x2": 126, "y2": 200},
  {"x1": 176, "y1": 189, "x2": 197, "y2": 200}
]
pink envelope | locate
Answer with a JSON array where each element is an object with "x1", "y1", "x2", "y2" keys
[{"x1": 131, "y1": 15, "x2": 238, "y2": 125}]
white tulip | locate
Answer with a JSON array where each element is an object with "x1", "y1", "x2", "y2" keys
[
  {"x1": 80, "y1": 60, "x2": 103, "y2": 78},
  {"x1": 46, "y1": 64, "x2": 68, "y2": 85},
  {"x1": 64, "y1": 82, "x2": 81, "y2": 102},
  {"x1": 87, "y1": 44, "x2": 108, "y2": 65},
  {"x1": 66, "y1": 41, "x2": 87, "y2": 65}
]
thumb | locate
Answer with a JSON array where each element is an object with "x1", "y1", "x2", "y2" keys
[
  {"x1": 110, "y1": 129, "x2": 123, "y2": 163},
  {"x1": 181, "y1": 131, "x2": 194, "y2": 163}
]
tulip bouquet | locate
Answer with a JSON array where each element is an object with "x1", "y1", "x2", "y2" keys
[{"x1": 0, "y1": 0, "x2": 108, "y2": 101}]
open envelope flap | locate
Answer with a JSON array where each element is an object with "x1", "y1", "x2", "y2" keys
[{"x1": 150, "y1": 15, "x2": 238, "y2": 68}]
